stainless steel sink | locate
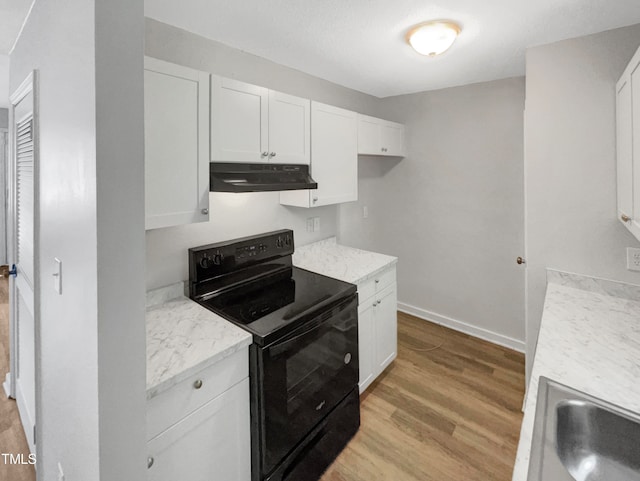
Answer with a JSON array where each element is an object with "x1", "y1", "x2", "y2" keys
[{"x1": 527, "y1": 377, "x2": 640, "y2": 481}]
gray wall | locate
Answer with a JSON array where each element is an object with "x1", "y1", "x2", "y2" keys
[
  {"x1": 524, "y1": 24, "x2": 640, "y2": 379},
  {"x1": 339, "y1": 77, "x2": 526, "y2": 350},
  {"x1": 0, "y1": 108, "x2": 7, "y2": 129},
  {"x1": 10, "y1": 1, "x2": 146, "y2": 479},
  {"x1": 145, "y1": 19, "x2": 382, "y2": 290}
]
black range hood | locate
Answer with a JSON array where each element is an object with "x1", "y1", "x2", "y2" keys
[{"x1": 210, "y1": 163, "x2": 318, "y2": 193}]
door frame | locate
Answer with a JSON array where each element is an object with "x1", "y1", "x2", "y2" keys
[
  {"x1": 0, "y1": 127, "x2": 7, "y2": 266},
  {"x1": 5, "y1": 71, "x2": 40, "y2": 459}
]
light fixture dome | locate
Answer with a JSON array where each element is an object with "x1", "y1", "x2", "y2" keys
[{"x1": 407, "y1": 21, "x2": 461, "y2": 57}]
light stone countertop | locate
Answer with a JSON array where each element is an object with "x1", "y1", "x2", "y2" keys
[
  {"x1": 146, "y1": 283, "x2": 252, "y2": 400},
  {"x1": 293, "y1": 237, "x2": 397, "y2": 285},
  {"x1": 512, "y1": 270, "x2": 640, "y2": 481}
]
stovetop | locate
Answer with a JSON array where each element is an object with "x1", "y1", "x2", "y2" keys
[
  {"x1": 188, "y1": 230, "x2": 357, "y2": 346},
  {"x1": 196, "y1": 266, "x2": 356, "y2": 346}
]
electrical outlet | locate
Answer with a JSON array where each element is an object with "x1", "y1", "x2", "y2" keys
[
  {"x1": 363, "y1": 206, "x2": 368, "y2": 219},
  {"x1": 57, "y1": 462, "x2": 65, "y2": 481},
  {"x1": 313, "y1": 217, "x2": 321, "y2": 232},
  {"x1": 627, "y1": 247, "x2": 640, "y2": 271},
  {"x1": 306, "y1": 218, "x2": 314, "y2": 233}
]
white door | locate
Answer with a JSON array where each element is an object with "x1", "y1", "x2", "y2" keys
[
  {"x1": 357, "y1": 114, "x2": 381, "y2": 155},
  {"x1": 381, "y1": 121, "x2": 405, "y2": 156},
  {"x1": 310, "y1": 102, "x2": 358, "y2": 206},
  {"x1": 268, "y1": 90, "x2": 310, "y2": 164},
  {"x1": 8, "y1": 72, "x2": 38, "y2": 454},
  {"x1": 374, "y1": 284, "x2": 398, "y2": 374},
  {"x1": 144, "y1": 57, "x2": 210, "y2": 230},
  {"x1": 357, "y1": 302, "x2": 375, "y2": 394},
  {"x1": 630, "y1": 63, "x2": 640, "y2": 235},
  {"x1": 211, "y1": 76, "x2": 269, "y2": 163}
]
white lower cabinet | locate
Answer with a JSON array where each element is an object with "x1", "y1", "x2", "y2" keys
[
  {"x1": 357, "y1": 303, "x2": 375, "y2": 391},
  {"x1": 146, "y1": 349, "x2": 250, "y2": 481},
  {"x1": 147, "y1": 379, "x2": 250, "y2": 481},
  {"x1": 357, "y1": 266, "x2": 397, "y2": 394}
]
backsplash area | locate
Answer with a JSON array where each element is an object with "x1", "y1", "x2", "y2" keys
[{"x1": 145, "y1": 191, "x2": 337, "y2": 290}]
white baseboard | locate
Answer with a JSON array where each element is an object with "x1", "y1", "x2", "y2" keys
[
  {"x1": 397, "y1": 302, "x2": 526, "y2": 353},
  {"x1": 2, "y1": 372, "x2": 13, "y2": 399}
]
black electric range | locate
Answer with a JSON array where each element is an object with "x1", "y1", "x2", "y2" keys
[{"x1": 189, "y1": 230, "x2": 360, "y2": 481}]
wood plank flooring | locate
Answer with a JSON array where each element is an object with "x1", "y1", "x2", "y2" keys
[
  {"x1": 0, "y1": 275, "x2": 35, "y2": 481},
  {"x1": 321, "y1": 311, "x2": 525, "y2": 481}
]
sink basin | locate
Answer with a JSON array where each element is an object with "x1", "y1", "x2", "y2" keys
[{"x1": 527, "y1": 377, "x2": 640, "y2": 481}]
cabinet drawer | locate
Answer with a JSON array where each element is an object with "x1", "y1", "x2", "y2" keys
[
  {"x1": 357, "y1": 266, "x2": 396, "y2": 304},
  {"x1": 147, "y1": 348, "x2": 249, "y2": 440},
  {"x1": 147, "y1": 378, "x2": 251, "y2": 481}
]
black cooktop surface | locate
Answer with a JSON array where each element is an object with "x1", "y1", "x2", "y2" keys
[{"x1": 197, "y1": 266, "x2": 356, "y2": 345}]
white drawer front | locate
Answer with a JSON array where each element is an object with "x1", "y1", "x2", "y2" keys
[
  {"x1": 147, "y1": 348, "x2": 249, "y2": 440},
  {"x1": 374, "y1": 266, "x2": 396, "y2": 292},
  {"x1": 357, "y1": 265, "x2": 396, "y2": 305}
]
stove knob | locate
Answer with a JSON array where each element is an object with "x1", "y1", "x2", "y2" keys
[
  {"x1": 213, "y1": 252, "x2": 224, "y2": 265},
  {"x1": 199, "y1": 256, "x2": 211, "y2": 268},
  {"x1": 284, "y1": 235, "x2": 292, "y2": 247},
  {"x1": 275, "y1": 237, "x2": 283, "y2": 248}
]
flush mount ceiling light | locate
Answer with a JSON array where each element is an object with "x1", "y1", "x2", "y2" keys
[{"x1": 406, "y1": 21, "x2": 461, "y2": 57}]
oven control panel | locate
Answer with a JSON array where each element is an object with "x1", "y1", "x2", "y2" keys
[{"x1": 189, "y1": 229, "x2": 295, "y2": 284}]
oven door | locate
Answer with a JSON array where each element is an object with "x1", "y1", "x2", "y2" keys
[{"x1": 257, "y1": 293, "x2": 358, "y2": 478}]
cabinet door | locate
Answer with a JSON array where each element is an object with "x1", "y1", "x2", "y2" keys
[
  {"x1": 311, "y1": 102, "x2": 358, "y2": 206},
  {"x1": 279, "y1": 102, "x2": 357, "y2": 208},
  {"x1": 211, "y1": 76, "x2": 269, "y2": 163},
  {"x1": 357, "y1": 114, "x2": 381, "y2": 155},
  {"x1": 268, "y1": 90, "x2": 310, "y2": 164},
  {"x1": 357, "y1": 302, "x2": 375, "y2": 394},
  {"x1": 381, "y1": 121, "x2": 405, "y2": 156},
  {"x1": 617, "y1": 75, "x2": 633, "y2": 227},
  {"x1": 374, "y1": 284, "x2": 398, "y2": 375},
  {"x1": 631, "y1": 63, "x2": 640, "y2": 237},
  {"x1": 147, "y1": 378, "x2": 251, "y2": 481},
  {"x1": 144, "y1": 57, "x2": 210, "y2": 230}
]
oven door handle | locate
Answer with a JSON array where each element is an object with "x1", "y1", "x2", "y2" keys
[{"x1": 268, "y1": 295, "x2": 356, "y2": 357}]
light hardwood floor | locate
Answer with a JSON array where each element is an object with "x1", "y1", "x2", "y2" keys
[
  {"x1": 0, "y1": 276, "x2": 35, "y2": 481},
  {"x1": 321, "y1": 311, "x2": 525, "y2": 481}
]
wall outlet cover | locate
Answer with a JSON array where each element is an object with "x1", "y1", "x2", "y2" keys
[
  {"x1": 306, "y1": 218, "x2": 314, "y2": 233},
  {"x1": 313, "y1": 217, "x2": 321, "y2": 231},
  {"x1": 627, "y1": 247, "x2": 640, "y2": 271}
]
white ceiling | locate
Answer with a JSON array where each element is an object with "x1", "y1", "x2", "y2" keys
[{"x1": 145, "y1": 0, "x2": 640, "y2": 97}]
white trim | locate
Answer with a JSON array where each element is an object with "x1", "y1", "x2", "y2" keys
[
  {"x1": 2, "y1": 372, "x2": 12, "y2": 398},
  {"x1": 397, "y1": 301, "x2": 526, "y2": 353}
]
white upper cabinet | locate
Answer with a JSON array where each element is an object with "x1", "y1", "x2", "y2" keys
[
  {"x1": 616, "y1": 45, "x2": 640, "y2": 241},
  {"x1": 144, "y1": 57, "x2": 210, "y2": 230},
  {"x1": 211, "y1": 76, "x2": 310, "y2": 164},
  {"x1": 357, "y1": 114, "x2": 405, "y2": 157},
  {"x1": 280, "y1": 102, "x2": 357, "y2": 208},
  {"x1": 268, "y1": 90, "x2": 311, "y2": 164}
]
